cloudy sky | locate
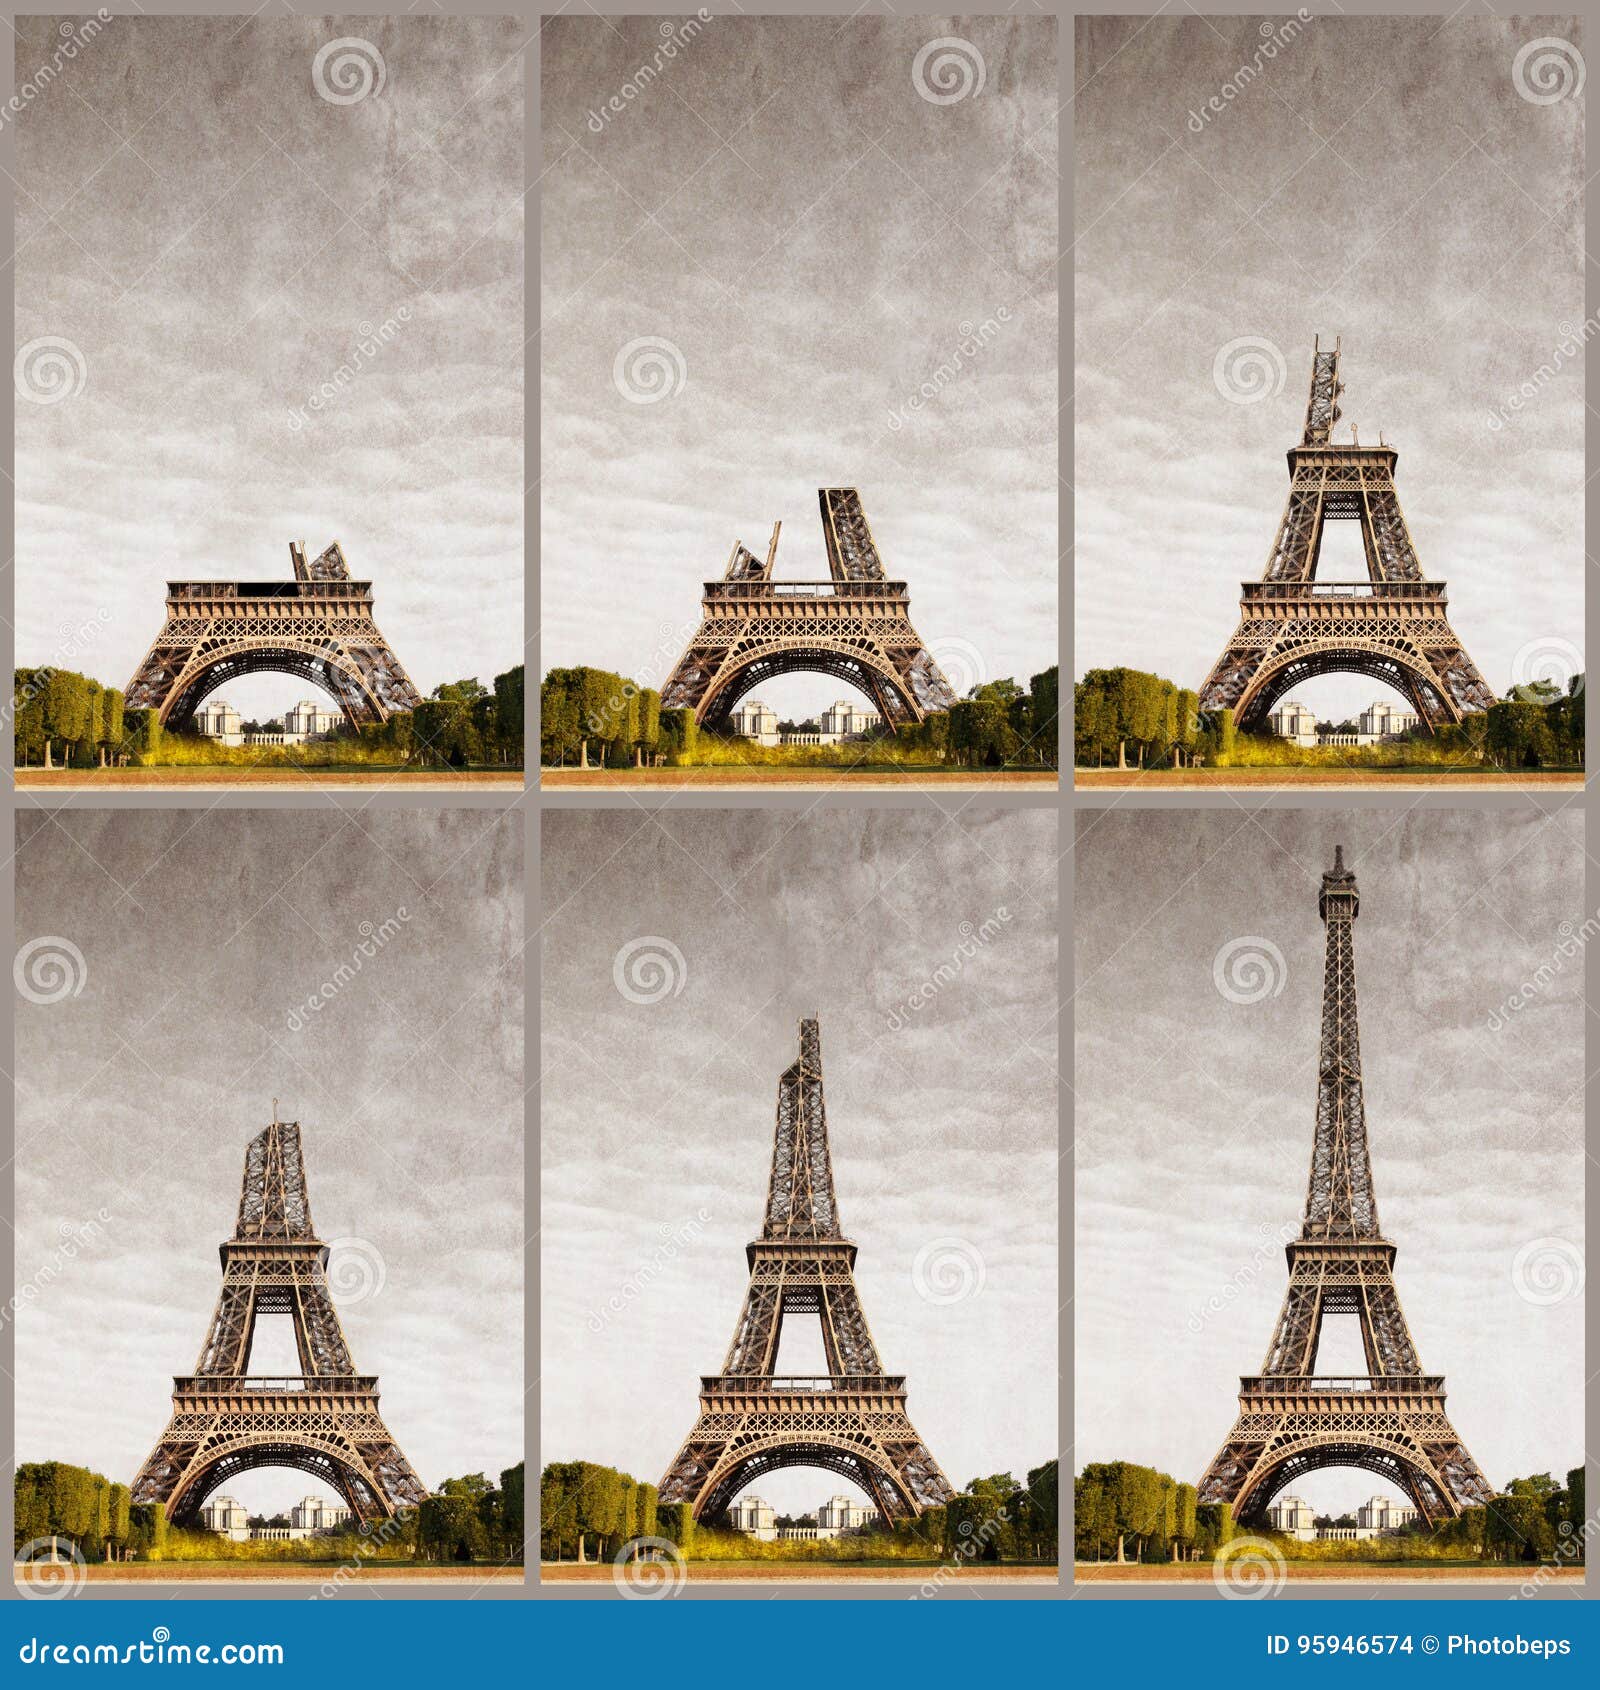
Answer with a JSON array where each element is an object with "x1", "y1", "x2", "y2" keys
[
  {"x1": 13, "y1": 15, "x2": 524, "y2": 721},
  {"x1": 13, "y1": 809, "x2": 524, "y2": 1515},
  {"x1": 1075, "y1": 807, "x2": 1584, "y2": 1516},
  {"x1": 541, "y1": 15, "x2": 1058, "y2": 721},
  {"x1": 542, "y1": 807, "x2": 1058, "y2": 1514},
  {"x1": 1075, "y1": 15, "x2": 1584, "y2": 720}
]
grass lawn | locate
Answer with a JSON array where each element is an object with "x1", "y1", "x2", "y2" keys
[
  {"x1": 20, "y1": 1561, "x2": 523, "y2": 1584},
  {"x1": 543, "y1": 767, "x2": 1057, "y2": 788},
  {"x1": 1076, "y1": 1562, "x2": 1578, "y2": 1582},
  {"x1": 544, "y1": 1559, "x2": 1057, "y2": 1583},
  {"x1": 1076, "y1": 767, "x2": 1581, "y2": 789},
  {"x1": 17, "y1": 767, "x2": 524, "y2": 788}
]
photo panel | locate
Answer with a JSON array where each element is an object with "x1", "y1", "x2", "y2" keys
[
  {"x1": 1074, "y1": 14, "x2": 1584, "y2": 788},
  {"x1": 540, "y1": 805, "x2": 1059, "y2": 1586},
  {"x1": 12, "y1": 808, "x2": 525, "y2": 1588},
  {"x1": 1073, "y1": 807, "x2": 1584, "y2": 1590},
  {"x1": 12, "y1": 15, "x2": 525, "y2": 790},
  {"x1": 540, "y1": 14, "x2": 1058, "y2": 789}
]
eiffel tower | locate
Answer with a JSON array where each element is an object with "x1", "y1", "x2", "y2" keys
[
  {"x1": 1197, "y1": 849, "x2": 1493, "y2": 1527},
  {"x1": 131, "y1": 1108, "x2": 427, "y2": 1525},
  {"x1": 124, "y1": 540, "x2": 423, "y2": 730},
  {"x1": 658, "y1": 1019, "x2": 955, "y2": 1522},
  {"x1": 659, "y1": 489, "x2": 959, "y2": 729},
  {"x1": 1198, "y1": 338, "x2": 1495, "y2": 732}
]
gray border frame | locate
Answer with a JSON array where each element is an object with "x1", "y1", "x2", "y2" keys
[{"x1": 0, "y1": 0, "x2": 1589, "y2": 1616}]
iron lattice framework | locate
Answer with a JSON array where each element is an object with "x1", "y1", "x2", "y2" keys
[
  {"x1": 1197, "y1": 850, "x2": 1494, "y2": 1527},
  {"x1": 659, "y1": 490, "x2": 959, "y2": 729},
  {"x1": 1198, "y1": 339, "x2": 1494, "y2": 732},
  {"x1": 124, "y1": 541, "x2": 423, "y2": 730},
  {"x1": 659, "y1": 1019, "x2": 955, "y2": 1522},
  {"x1": 131, "y1": 1108, "x2": 427, "y2": 1526}
]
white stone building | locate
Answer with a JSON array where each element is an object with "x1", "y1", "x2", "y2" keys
[
  {"x1": 193, "y1": 698, "x2": 243, "y2": 746},
  {"x1": 816, "y1": 1493, "x2": 881, "y2": 1535},
  {"x1": 292, "y1": 1494, "x2": 353, "y2": 1532},
  {"x1": 729, "y1": 699, "x2": 780, "y2": 746},
  {"x1": 199, "y1": 1494, "x2": 250, "y2": 1541},
  {"x1": 1265, "y1": 1493, "x2": 1316, "y2": 1540},
  {"x1": 817, "y1": 699, "x2": 883, "y2": 740},
  {"x1": 1357, "y1": 1493, "x2": 1418, "y2": 1533},
  {"x1": 1269, "y1": 697, "x2": 1420, "y2": 749},
  {"x1": 728, "y1": 1494, "x2": 777, "y2": 1540}
]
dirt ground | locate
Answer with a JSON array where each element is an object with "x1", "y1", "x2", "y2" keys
[
  {"x1": 543, "y1": 769, "x2": 1058, "y2": 789},
  {"x1": 1075, "y1": 769, "x2": 1580, "y2": 789},
  {"x1": 16, "y1": 769, "x2": 523, "y2": 789},
  {"x1": 1075, "y1": 1563, "x2": 1578, "y2": 1583},
  {"x1": 543, "y1": 1561, "x2": 1057, "y2": 1583},
  {"x1": 18, "y1": 1563, "x2": 523, "y2": 1584}
]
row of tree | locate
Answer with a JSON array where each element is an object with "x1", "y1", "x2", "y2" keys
[
  {"x1": 13, "y1": 667, "x2": 525, "y2": 770},
  {"x1": 539, "y1": 667, "x2": 1059, "y2": 769},
  {"x1": 414, "y1": 1466, "x2": 524, "y2": 1564},
  {"x1": 1075, "y1": 1462, "x2": 1210, "y2": 1563},
  {"x1": 539, "y1": 1461, "x2": 660, "y2": 1562},
  {"x1": 13, "y1": 671, "x2": 141, "y2": 768},
  {"x1": 1074, "y1": 666, "x2": 1585, "y2": 771},
  {"x1": 538, "y1": 1459, "x2": 1059, "y2": 1563},
  {"x1": 16, "y1": 1461, "x2": 525, "y2": 1565},
  {"x1": 1074, "y1": 1462, "x2": 1587, "y2": 1564}
]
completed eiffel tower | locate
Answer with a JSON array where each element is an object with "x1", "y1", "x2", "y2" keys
[
  {"x1": 131, "y1": 1108, "x2": 427, "y2": 1525},
  {"x1": 1197, "y1": 849, "x2": 1493, "y2": 1527},
  {"x1": 660, "y1": 490, "x2": 959, "y2": 729},
  {"x1": 659, "y1": 1019, "x2": 955, "y2": 1522},
  {"x1": 1198, "y1": 338, "x2": 1495, "y2": 733}
]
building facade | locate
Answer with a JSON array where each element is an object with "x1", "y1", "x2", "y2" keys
[
  {"x1": 727, "y1": 1494, "x2": 777, "y2": 1540},
  {"x1": 192, "y1": 699, "x2": 243, "y2": 746},
  {"x1": 729, "y1": 699, "x2": 780, "y2": 746},
  {"x1": 198, "y1": 1494, "x2": 250, "y2": 1541},
  {"x1": 1265, "y1": 1493, "x2": 1316, "y2": 1540},
  {"x1": 1269, "y1": 698, "x2": 1421, "y2": 749},
  {"x1": 728, "y1": 697, "x2": 884, "y2": 748}
]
